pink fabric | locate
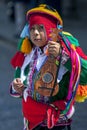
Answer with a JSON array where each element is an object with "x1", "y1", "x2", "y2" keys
[{"x1": 76, "y1": 47, "x2": 87, "y2": 60}]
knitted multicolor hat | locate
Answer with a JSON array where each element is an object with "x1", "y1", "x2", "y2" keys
[
  {"x1": 27, "y1": 4, "x2": 63, "y2": 26},
  {"x1": 26, "y1": 4, "x2": 63, "y2": 39}
]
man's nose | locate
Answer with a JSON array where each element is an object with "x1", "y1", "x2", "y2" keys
[{"x1": 34, "y1": 29, "x2": 39, "y2": 35}]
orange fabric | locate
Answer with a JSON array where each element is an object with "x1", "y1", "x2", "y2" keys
[
  {"x1": 76, "y1": 84, "x2": 87, "y2": 96},
  {"x1": 75, "y1": 84, "x2": 87, "y2": 102}
]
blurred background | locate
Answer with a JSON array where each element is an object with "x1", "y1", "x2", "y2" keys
[{"x1": 0, "y1": 0, "x2": 87, "y2": 130}]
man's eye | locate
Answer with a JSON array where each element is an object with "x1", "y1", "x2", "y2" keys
[
  {"x1": 38, "y1": 25, "x2": 44, "y2": 31},
  {"x1": 40, "y1": 25, "x2": 44, "y2": 29},
  {"x1": 31, "y1": 28, "x2": 34, "y2": 31},
  {"x1": 30, "y1": 26, "x2": 35, "y2": 31}
]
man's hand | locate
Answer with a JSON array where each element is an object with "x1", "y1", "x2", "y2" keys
[
  {"x1": 48, "y1": 41, "x2": 61, "y2": 57},
  {"x1": 13, "y1": 78, "x2": 24, "y2": 95}
]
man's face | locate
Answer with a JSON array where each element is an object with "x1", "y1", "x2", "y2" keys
[{"x1": 30, "y1": 24, "x2": 47, "y2": 47}]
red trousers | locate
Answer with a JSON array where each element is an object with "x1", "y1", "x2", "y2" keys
[{"x1": 22, "y1": 97, "x2": 65, "y2": 130}]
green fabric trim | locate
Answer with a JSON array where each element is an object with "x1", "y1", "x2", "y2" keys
[
  {"x1": 63, "y1": 32, "x2": 79, "y2": 47},
  {"x1": 63, "y1": 32, "x2": 87, "y2": 85},
  {"x1": 64, "y1": 53, "x2": 87, "y2": 85},
  {"x1": 51, "y1": 71, "x2": 70, "y2": 102},
  {"x1": 64, "y1": 58, "x2": 71, "y2": 72},
  {"x1": 17, "y1": 38, "x2": 24, "y2": 51},
  {"x1": 80, "y1": 58, "x2": 87, "y2": 85},
  {"x1": 14, "y1": 67, "x2": 21, "y2": 78},
  {"x1": 23, "y1": 64, "x2": 30, "y2": 85},
  {"x1": 14, "y1": 64, "x2": 30, "y2": 85},
  {"x1": 24, "y1": 64, "x2": 30, "y2": 75},
  {"x1": 61, "y1": 102, "x2": 70, "y2": 115}
]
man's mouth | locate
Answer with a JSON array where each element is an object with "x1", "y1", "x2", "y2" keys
[{"x1": 34, "y1": 39, "x2": 41, "y2": 41}]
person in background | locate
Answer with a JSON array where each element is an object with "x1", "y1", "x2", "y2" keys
[
  {"x1": 12, "y1": 0, "x2": 28, "y2": 36},
  {"x1": 12, "y1": 0, "x2": 36, "y2": 37},
  {"x1": 10, "y1": 4, "x2": 87, "y2": 130}
]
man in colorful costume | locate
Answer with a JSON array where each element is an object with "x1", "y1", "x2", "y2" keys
[{"x1": 10, "y1": 4, "x2": 87, "y2": 130}]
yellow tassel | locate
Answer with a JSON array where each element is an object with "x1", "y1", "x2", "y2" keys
[
  {"x1": 75, "y1": 95, "x2": 87, "y2": 102},
  {"x1": 21, "y1": 37, "x2": 32, "y2": 54}
]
